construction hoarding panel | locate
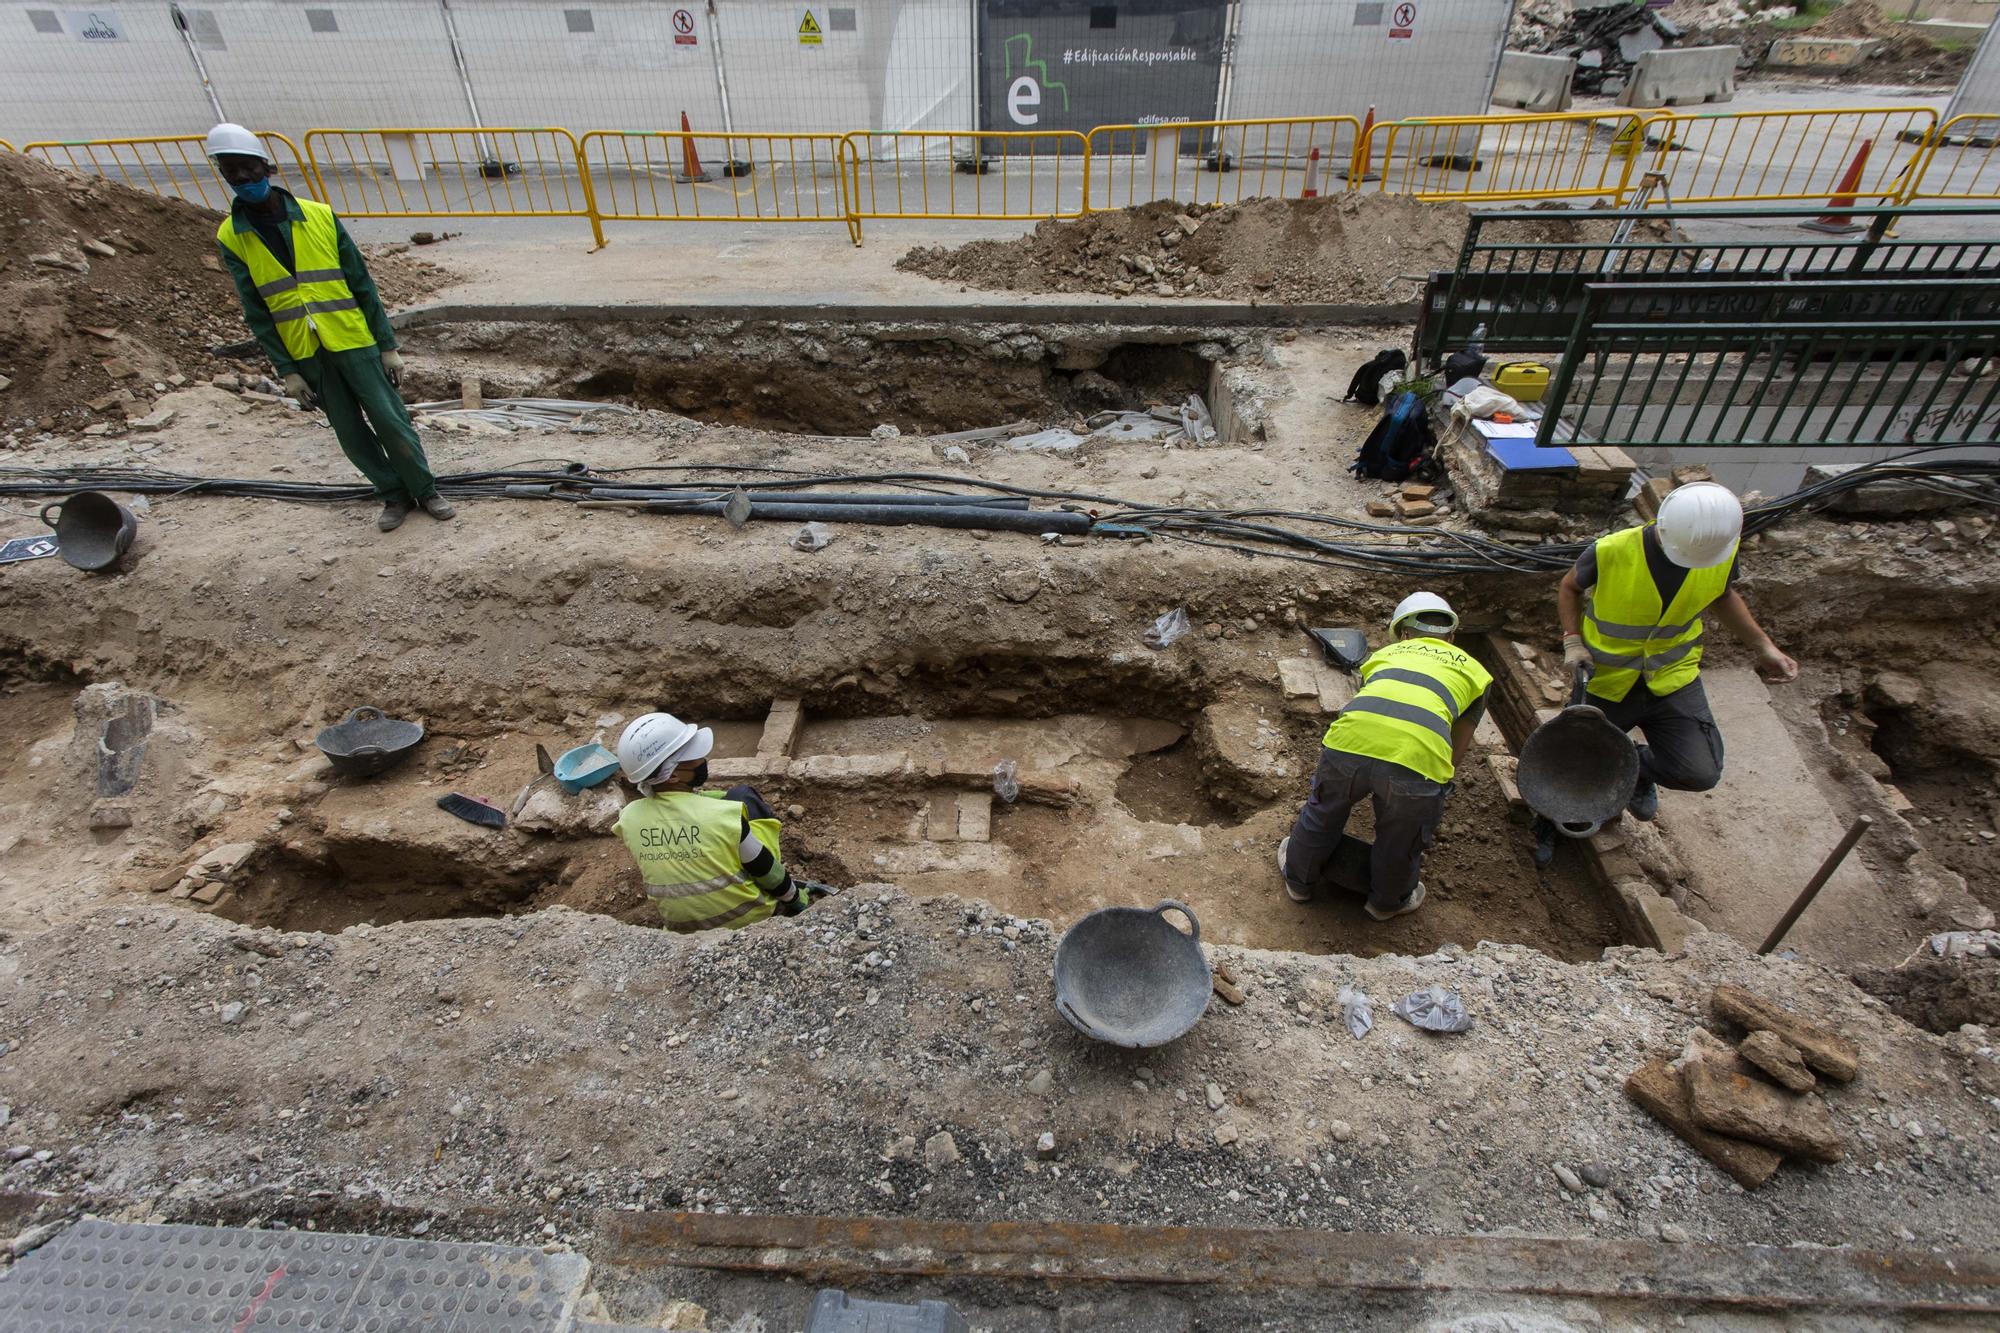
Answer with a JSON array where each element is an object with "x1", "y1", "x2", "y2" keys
[
  {"x1": 1942, "y1": 18, "x2": 2000, "y2": 120},
  {"x1": 1226, "y1": 0, "x2": 1512, "y2": 123},
  {"x1": 450, "y1": 0, "x2": 726, "y2": 133},
  {"x1": 0, "y1": 2, "x2": 218, "y2": 141},
  {"x1": 979, "y1": 0, "x2": 1228, "y2": 144}
]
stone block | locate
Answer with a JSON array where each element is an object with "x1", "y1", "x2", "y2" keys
[
  {"x1": 1739, "y1": 1030, "x2": 1816, "y2": 1092},
  {"x1": 1487, "y1": 753, "x2": 1529, "y2": 819},
  {"x1": 926, "y1": 792, "x2": 959, "y2": 842},
  {"x1": 956, "y1": 791, "x2": 993, "y2": 843},
  {"x1": 1710, "y1": 984, "x2": 1860, "y2": 1083},
  {"x1": 757, "y1": 698, "x2": 804, "y2": 758},
  {"x1": 1277, "y1": 658, "x2": 1320, "y2": 701},
  {"x1": 1617, "y1": 880, "x2": 1699, "y2": 953},
  {"x1": 1315, "y1": 662, "x2": 1356, "y2": 714},
  {"x1": 709, "y1": 754, "x2": 787, "y2": 782},
  {"x1": 792, "y1": 752, "x2": 912, "y2": 786},
  {"x1": 189, "y1": 882, "x2": 227, "y2": 906},
  {"x1": 1624, "y1": 1059, "x2": 1782, "y2": 1190},
  {"x1": 1681, "y1": 1034, "x2": 1845, "y2": 1163}
]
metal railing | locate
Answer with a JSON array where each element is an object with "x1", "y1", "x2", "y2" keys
[
  {"x1": 1082, "y1": 116, "x2": 1361, "y2": 212},
  {"x1": 1368, "y1": 110, "x2": 1648, "y2": 203},
  {"x1": 301, "y1": 128, "x2": 602, "y2": 245},
  {"x1": 1535, "y1": 278, "x2": 2000, "y2": 450},
  {"x1": 22, "y1": 132, "x2": 311, "y2": 212},
  {"x1": 582, "y1": 130, "x2": 854, "y2": 244},
  {"x1": 1420, "y1": 203, "x2": 2000, "y2": 364},
  {"x1": 843, "y1": 130, "x2": 1088, "y2": 224},
  {"x1": 1906, "y1": 114, "x2": 2000, "y2": 202},
  {"x1": 1642, "y1": 107, "x2": 1937, "y2": 206}
]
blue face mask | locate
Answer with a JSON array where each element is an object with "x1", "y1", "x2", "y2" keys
[{"x1": 231, "y1": 178, "x2": 272, "y2": 204}]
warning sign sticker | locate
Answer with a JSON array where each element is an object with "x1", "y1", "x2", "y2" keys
[
  {"x1": 798, "y1": 8, "x2": 822, "y2": 44},
  {"x1": 1388, "y1": 1, "x2": 1415, "y2": 39},
  {"x1": 672, "y1": 7, "x2": 697, "y2": 45}
]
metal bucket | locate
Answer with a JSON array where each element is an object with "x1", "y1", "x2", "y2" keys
[
  {"x1": 314, "y1": 706, "x2": 425, "y2": 779},
  {"x1": 1517, "y1": 675, "x2": 1639, "y2": 840},
  {"x1": 1053, "y1": 900, "x2": 1210, "y2": 1048},
  {"x1": 40, "y1": 491, "x2": 138, "y2": 573}
]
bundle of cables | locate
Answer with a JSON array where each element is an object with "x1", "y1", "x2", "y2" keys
[{"x1": 0, "y1": 446, "x2": 1992, "y2": 576}]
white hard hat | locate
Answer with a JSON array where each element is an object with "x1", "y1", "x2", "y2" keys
[
  {"x1": 1655, "y1": 481, "x2": 1743, "y2": 569},
  {"x1": 204, "y1": 123, "x2": 269, "y2": 163},
  {"x1": 1390, "y1": 590, "x2": 1458, "y2": 636},
  {"x1": 616, "y1": 711, "x2": 713, "y2": 785}
]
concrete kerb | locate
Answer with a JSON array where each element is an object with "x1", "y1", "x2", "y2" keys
[{"x1": 390, "y1": 298, "x2": 1422, "y2": 332}]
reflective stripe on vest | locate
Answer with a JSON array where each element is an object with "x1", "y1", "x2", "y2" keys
[
  {"x1": 1581, "y1": 525, "x2": 1734, "y2": 704},
  {"x1": 1320, "y1": 637, "x2": 1493, "y2": 785},
  {"x1": 613, "y1": 791, "x2": 776, "y2": 934},
  {"x1": 215, "y1": 199, "x2": 376, "y2": 362}
]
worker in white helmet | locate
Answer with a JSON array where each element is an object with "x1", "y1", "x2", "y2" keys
[
  {"x1": 204, "y1": 123, "x2": 452, "y2": 534},
  {"x1": 1278, "y1": 592, "x2": 1493, "y2": 921},
  {"x1": 610, "y1": 712, "x2": 817, "y2": 932},
  {"x1": 1549, "y1": 481, "x2": 1796, "y2": 862}
]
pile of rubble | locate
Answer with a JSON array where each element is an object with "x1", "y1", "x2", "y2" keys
[
  {"x1": 1510, "y1": 0, "x2": 1709, "y2": 97},
  {"x1": 1625, "y1": 983, "x2": 1861, "y2": 1189}
]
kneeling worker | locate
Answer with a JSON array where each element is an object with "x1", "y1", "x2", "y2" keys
[
  {"x1": 1279, "y1": 593, "x2": 1492, "y2": 920},
  {"x1": 1551, "y1": 481, "x2": 1796, "y2": 860},
  {"x1": 613, "y1": 712, "x2": 814, "y2": 931}
]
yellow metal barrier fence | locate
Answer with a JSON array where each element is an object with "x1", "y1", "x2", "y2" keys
[
  {"x1": 1368, "y1": 110, "x2": 1648, "y2": 203},
  {"x1": 302, "y1": 128, "x2": 602, "y2": 245},
  {"x1": 1904, "y1": 114, "x2": 2000, "y2": 201},
  {"x1": 22, "y1": 133, "x2": 310, "y2": 212},
  {"x1": 1083, "y1": 117, "x2": 1362, "y2": 212},
  {"x1": 1, "y1": 139, "x2": 14, "y2": 154},
  {"x1": 580, "y1": 130, "x2": 855, "y2": 244},
  {"x1": 843, "y1": 131, "x2": 1087, "y2": 226},
  {"x1": 1643, "y1": 106, "x2": 1937, "y2": 205}
]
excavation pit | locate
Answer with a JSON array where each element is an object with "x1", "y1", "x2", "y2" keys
[{"x1": 393, "y1": 315, "x2": 1271, "y2": 440}]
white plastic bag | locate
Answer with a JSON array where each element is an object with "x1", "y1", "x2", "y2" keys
[
  {"x1": 1453, "y1": 386, "x2": 1523, "y2": 421},
  {"x1": 1144, "y1": 607, "x2": 1191, "y2": 650},
  {"x1": 1337, "y1": 985, "x2": 1374, "y2": 1039},
  {"x1": 992, "y1": 760, "x2": 1021, "y2": 804}
]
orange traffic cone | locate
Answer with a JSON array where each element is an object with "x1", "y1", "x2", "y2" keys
[
  {"x1": 1801, "y1": 138, "x2": 1872, "y2": 234},
  {"x1": 674, "y1": 110, "x2": 712, "y2": 184},
  {"x1": 1302, "y1": 147, "x2": 1321, "y2": 199},
  {"x1": 1346, "y1": 105, "x2": 1378, "y2": 183}
]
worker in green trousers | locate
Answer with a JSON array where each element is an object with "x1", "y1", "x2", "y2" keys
[{"x1": 206, "y1": 123, "x2": 454, "y2": 534}]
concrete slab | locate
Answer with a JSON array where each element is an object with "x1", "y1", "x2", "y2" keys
[{"x1": 1660, "y1": 667, "x2": 1902, "y2": 966}]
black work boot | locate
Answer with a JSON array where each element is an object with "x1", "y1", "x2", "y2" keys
[
  {"x1": 377, "y1": 500, "x2": 410, "y2": 532},
  {"x1": 420, "y1": 495, "x2": 457, "y2": 521},
  {"x1": 1532, "y1": 816, "x2": 1559, "y2": 868}
]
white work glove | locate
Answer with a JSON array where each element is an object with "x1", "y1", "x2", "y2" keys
[
  {"x1": 282, "y1": 372, "x2": 317, "y2": 409},
  {"x1": 1562, "y1": 634, "x2": 1593, "y2": 681},
  {"x1": 378, "y1": 348, "x2": 403, "y2": 387}
]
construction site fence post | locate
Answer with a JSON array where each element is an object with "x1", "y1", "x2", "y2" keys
[
  {"x1": 841, "y1": 130, "x2": 1089, "y2": 225},
  {"x1": 301, "y1": 128, "x2": 601, "y2": 242},
  {"x1": 1902, "y1": 114, "x2": 2000, "y2": 202},
  {"x1": 21, "y1": 132, "x2": 312, "y2": 213},
  {"x1": 1368, "y1": 110, "x2": 1648, "y2": 204},
  {"x1": 1639, "y1": 106, "x2": 1940, "y2": 205},
  {"x1": 578, "y1": 129, "x2": 856, "y2": 243},
  {"x1": 1080, "y1": 117, "x2": 1362, "y2": 212}
]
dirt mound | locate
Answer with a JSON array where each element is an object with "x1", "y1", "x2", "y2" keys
[
  {"x1": 897, "y1": 195, "x2": 1474, "y2": 305},
  {"x1": 1809, "y1": 0, "x2": 1896, "y2": 39},
  {"x1": 0, "y1": 150, "x2": 446, "y2": 435},
  {"x1": 1853, "y1": 956, "x2": 2000, "y2": 1033},
  {"x1": 1686, "y1": 0, "x2": 1970, "y2": 86}
]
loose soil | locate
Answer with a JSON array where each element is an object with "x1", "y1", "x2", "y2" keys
[
  {"x1": 1689, "y1": 0, "x2": 1972, "y2": 87},
  {"x1": 1854, "y1": 956, "x2": 2000, "y2": 1033},
  {"x1": 0, "y1": 150, "x2": 448, "y2": 434},
  {"x1": 898, "y1": 195, "x2": 1473, "y2": 304}
]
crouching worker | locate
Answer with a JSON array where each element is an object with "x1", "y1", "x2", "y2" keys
[
  {"x1": 1278, "y1": 593, "x2": 1493, "y2": 921},
  {"x1": 612, "y1": 712, "x2": 814, "y2": 932}
]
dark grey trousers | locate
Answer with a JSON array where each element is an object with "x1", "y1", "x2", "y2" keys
[
  {"x1": 1283, "y1": 747, "x2": 1445, "y2": 912},
  {"x1": 1590, "y1": 677, "x2": 1725, "y2": 792}
]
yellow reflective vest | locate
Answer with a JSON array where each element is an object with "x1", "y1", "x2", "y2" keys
[
  {"x1": 1322, "y1": 637, "x2": 1492, "y2": 784},
  {"x1": 613, "y1": 790, "x2": 784, "y2": 933},
  {"x1": 215, "y1": 199, "x2": 376, "y2": 362},
  {"x1": 1582, "y1": 525, "x2": 1735, "y2": 703}
]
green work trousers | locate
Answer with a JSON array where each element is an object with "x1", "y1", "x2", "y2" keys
[{"x1": 296, "y1": 347, "x2": 437, "y2": 504}]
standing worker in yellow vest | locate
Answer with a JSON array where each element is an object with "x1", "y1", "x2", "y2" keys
[
  {"x1": 1548, "y1": 481, "x2": 1796, "y2": 861},
  {"x1": 1278, "y1": 593, "x2": 1492, "y2": 921},
  {"x1": 611, "y1": 712, "x2": 819, "y2": 932},
  {"x1": 205, "y1": 124, "x2": 453, "y2": 534}
]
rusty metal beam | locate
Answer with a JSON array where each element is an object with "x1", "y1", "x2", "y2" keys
[{"x1": 594, "y1": 1211, "x2": 2000, "y2": 1315}]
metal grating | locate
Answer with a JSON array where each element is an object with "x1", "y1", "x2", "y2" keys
[{"x1": 0, "y1": 1219, "x2": 591, "y2": 1332}]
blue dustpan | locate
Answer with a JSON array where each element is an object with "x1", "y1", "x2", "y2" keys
[{"x1": 554, "y1": 743, "x2": 620, "y2": 794}]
